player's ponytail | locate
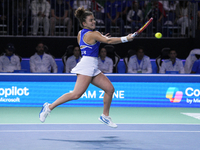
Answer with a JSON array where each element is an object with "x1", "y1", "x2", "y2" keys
[{"x1": 74, "y1": 6, "x2": 93, "y2": 28}]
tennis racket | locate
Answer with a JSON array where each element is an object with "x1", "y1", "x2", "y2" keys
[{"x1": 132, "y1": 17, "x2": 153, "y2": 37}]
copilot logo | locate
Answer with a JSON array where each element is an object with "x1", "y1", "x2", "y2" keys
[
  {"x1": 166, "y1": 87, "x2": 183, "y2": 103},
  {"x1": 0, "y1": 86, "x2": 29, "y2": 97},
  {"x1": 0, "y1": 86, "x2": 29, "y2": 103}
]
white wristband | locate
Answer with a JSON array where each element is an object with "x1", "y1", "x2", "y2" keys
[{"x1": 121, "y1": 36, "x2": 128, "y2": 43}]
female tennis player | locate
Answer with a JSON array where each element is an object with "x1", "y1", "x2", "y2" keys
[{"x1": 39, "y1": 6, "x2": 135, "y2": 128}]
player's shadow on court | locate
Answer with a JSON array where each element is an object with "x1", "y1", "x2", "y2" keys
[
  {"x1": 41, "y1": 136, "x2": 119, "y2": 143},
  {"x1": 40, "y1": 136, "x2": 140, "y2": 149}
]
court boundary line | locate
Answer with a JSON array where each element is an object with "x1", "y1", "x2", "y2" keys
[
  {"x1": 1, "y1": 73, "x2": 200, "y2": 77},
  {"x1": 1, "y1": 123, "x2": 200, "y2": 125},
  {"x1": 1, "y1": 130, "x2": 200, "y2": 133}
]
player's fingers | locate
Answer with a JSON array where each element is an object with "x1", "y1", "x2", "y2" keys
[{"x1": 105, "y1": 33, "x2": 110, "y2": 36}]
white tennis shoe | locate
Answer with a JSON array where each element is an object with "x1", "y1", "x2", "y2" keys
[
  {"x1": 98, "y1": 114, "x2": 117, "y2": 128},
  {"x1": 39, "y1": 102, "x2": 51, "y2": 123}
]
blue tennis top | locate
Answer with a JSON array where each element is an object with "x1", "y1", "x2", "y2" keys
[{"x1": 79, "y1": 29, "x2": 100, "y2": 57}]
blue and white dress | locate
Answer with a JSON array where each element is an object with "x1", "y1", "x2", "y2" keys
[{"x1": 71, "y1": 29, "x2": 101, "y2": 76}]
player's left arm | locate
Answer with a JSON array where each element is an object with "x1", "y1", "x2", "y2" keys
[{"x1": 92, "y1": 31, "x2": 134, "y2": 44}]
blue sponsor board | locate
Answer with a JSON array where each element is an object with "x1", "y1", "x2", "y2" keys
[{"x1": 0, "y1": 74, "x2": 200, "y2": 107}]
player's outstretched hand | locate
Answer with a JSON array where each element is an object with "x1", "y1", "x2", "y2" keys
[
  {"x1": 101, "y1": 32, "x2": 111, "y2": 38},
  {"x1": 127, "y1": 33, "x2": 135, "y2": 42}
]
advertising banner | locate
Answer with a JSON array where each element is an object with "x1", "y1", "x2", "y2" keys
[{"x1": 0, "y1": 74, "x2": 200, "y2": 107}]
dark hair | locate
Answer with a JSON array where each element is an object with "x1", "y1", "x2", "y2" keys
[
  {"x1": 74, "y1": 45, "x2": 80, "y2": 50},
  {"x1": 136, "y1": 46, "x2": 144, "y2": 53},
  {"x1": 169, "y1": 49, "x2": 177, "y2": 53},
  {"x1": 74, "y1": 6, "x2": 93, "y2": 28},
  {"x1": 37, "y1": 42, "x2": 44, "y2": 47}
]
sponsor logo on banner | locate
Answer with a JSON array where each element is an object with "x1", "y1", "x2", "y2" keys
[
  {"x1": 185, "y1": 87, "x2": 200, "y2": 104},
  {"x1": 166, "y1": 87, "x2": 183, "y2": 103},
  {"x1": 166, "y1": 87, "x2": 200, "y2": 104},
  {"x1": 0, "y1": 86, "x2": 29, "y2": 103}
]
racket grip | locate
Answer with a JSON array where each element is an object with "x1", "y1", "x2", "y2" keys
[{"x1": 132, "y1": 32, "x2": 138, "y2": 37}]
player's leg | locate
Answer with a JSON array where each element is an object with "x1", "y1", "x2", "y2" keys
[
  {"x1": 91, "y1": 73, "x2": 117, "y2": 128},
  {"x1": 49, "y1": 74, "x2": 92, "y2": 110},
  {"x1": 91, "y1": 73, "x2": 114, "y2": 116},
  {"x1": 39, "y1": 74, "x2": 92, "y2": 123}
]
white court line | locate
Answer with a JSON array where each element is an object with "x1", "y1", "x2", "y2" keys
[
  {"x1": 0, "y1": 123, "x2": 200, "y2": 125},
  {"x1": 1, "y1": 73, "x2": 200, "y2": 77},
  {"x1": 0, "y1": 130, "x2": 200, "y2": 133}
]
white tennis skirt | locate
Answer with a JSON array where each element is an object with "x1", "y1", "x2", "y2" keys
[{"x1": 71, "y1": 56, "x2": 101, "y2": 77}]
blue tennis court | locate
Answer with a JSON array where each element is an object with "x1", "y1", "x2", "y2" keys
[
  {"x1": 1, "y1": 123, "x2": 200, "y2": 150},
  {"x1": 1, "y1": 74, "x2": 200, "y2": 149},
  {"x1": 1, "y1": 106, "x2": 200, "y2": 150}
]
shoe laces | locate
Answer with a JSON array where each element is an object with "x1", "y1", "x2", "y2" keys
[{"x1": 106, "y1": 116, "x2": 112, "y2": 121}]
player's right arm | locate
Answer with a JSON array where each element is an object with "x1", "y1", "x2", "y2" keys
[{"x1": 92, "y1": 31, "x2": 134, "y2": 44}]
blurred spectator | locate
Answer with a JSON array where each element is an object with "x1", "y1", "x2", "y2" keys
[
  {"x1": 159, "y1": 49, "x2": 185, "y2": 74},
  {"x1": 31, "y1": 0, "x2": 50, "y2": 36},
  {"x1": 191, "y1": 59, "x2": 200, "y2": 74},
  {"x1": 0, "y1": 0, "x2": 13, "y2": 35},
  {"x1": 145, "y1": 1, "x2": 166, "y2": 36},
  {"x1": 98, "y1": 47, "x2": 113, "y2": 73},
  {"x1": 127, "y1": 47, "x2": 152, "y2": 73},
  {"x1": 50, "y1": 0, "x2": 72, "y2": 36},
  {"x1": 29, "y1": 42, "x2": 58, "y2": 73},
  {"x1": 73, "y1": 0, "x2": 91, "y2": 10},
  {"x1": 105, "y1": 0, "x2": 125, "y2": 36},
  {"x1": 163, "y1": 1, "x2": 179, "y2": 13},
  {"x1": 118, "y1": 0, "x2": 132, "y2": 24},
  {"x1": 14, "y1": 0, "x2": 31, "y2": 35},
  {"x1": 127, "y1": 1, "x2": 143, "y2": 33},
  {"x1": 65, "y1": 46, "x2": 81, "y2": 73},
  {"x1": 175, "y1": 1, "x2": 192, "y2": 37},
  {"x1": 184, "y1": 49, "x2": 200, "y2": 73},
  {"x1": 197, "y1": 2, "x2": 200, "y2": 30},
  {"x1": 0, "y1": 0, "x2": 7, "y2": 25},
  {"x1": 96, "y1": 0, "x2": 105, "y2": 8},
  {"x1": 163, "y1": 1, "x2": 178, "y2": 25},
  {"x1": 91, "y1": 0, "x2": 105, "y2": 26},
  {"x1": 0, "y1": 43, "x2": 21, "y2": 72}
]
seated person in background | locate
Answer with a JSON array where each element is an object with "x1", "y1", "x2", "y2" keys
[
  {"x1": 105, "y1": 0, "x2": 125, "y2": 36},
  {"x1": 159, "y1": 49, "x2": 185, "y2": 74},
  {"x1": 14, "y1": 0, "x2": 31, "y2": 35},
  {"x1": 145, "y1": 1, "x2": 166, "y2": 37},
  {"x1": 0, "y1": 43, "x2": 21, "y2": 72},
  {"x1": 50, "y1": 0, "x2": 72, "y2": 36},
  {"x1": 127, "y1": 1, "x2": 143, "y2": 33},
  {"x1": 30, "y1": 42, "x2": 58, "y2": 73},
  {"x1": 31, "y1": 0, "x2": 50, "y2": 36},
  {"x1": 175, "y1": 1, "x2": 192, "y2": 37},
  {"x1": 98, "y1": 47, "x2": 113, "y2": 73},
  {"x1": 127, "y1": 47, "x2": 152, "y2": 73},
  {"x1": 118, "y1": 0, "x2": 132, "y2": 23},
  {"x1": 65, "y1": 46, "x2": 81, "y2": 73},
  {"x1": 191, "y1": 59, "x2": 200, "y2": 74}
]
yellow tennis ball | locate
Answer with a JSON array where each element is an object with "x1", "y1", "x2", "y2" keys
[{"x1": 155, "y1": 32, "x2": 162, "y2": 39}]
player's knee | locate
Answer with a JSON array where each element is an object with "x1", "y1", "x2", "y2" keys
[
  {"x1": 107, "y1": 86, "x2": 115, "y2": 95},
  {"x1": 72, "y1": 93, "x2": 82, "y2": 100}
]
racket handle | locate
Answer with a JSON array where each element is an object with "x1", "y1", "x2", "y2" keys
[{"x1": 132, "y1": 32, "x2": 138, "y2": 37}]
